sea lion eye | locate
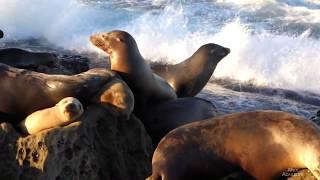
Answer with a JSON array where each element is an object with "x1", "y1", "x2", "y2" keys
[{"x1": 116, "y1": 38, "x2": 124, "y2": 42}]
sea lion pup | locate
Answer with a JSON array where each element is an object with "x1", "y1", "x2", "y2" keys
[
  {"x1": 0, "y1": 48, "x2": 56, "y2": 68},
  {"x1": 151, "y1": 43, "x2": 230, "y2": 97},
  {"x1": 90, "y1": 30, "x2": 177, "y2": 117},
  {"x1": 150, "y1": 111, "x2": 320, "y2": 180},
  {"x1": 0, "y1": 63, "x2": 134, "y2": 117},
  {"x1": 143, "y1": 97, "x2": 217, "y2": 147},
  {"x1": 18, "y1": 97, "x2": 83, "y2": 135}
]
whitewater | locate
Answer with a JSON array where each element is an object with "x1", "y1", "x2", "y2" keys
[{"x1": 0, "y1": 0, "x2": 319, "y2": 118}]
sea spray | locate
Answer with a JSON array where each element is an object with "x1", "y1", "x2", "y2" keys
[{"x1": 1, "y1": 0, "x2": 320, "y2": 93}]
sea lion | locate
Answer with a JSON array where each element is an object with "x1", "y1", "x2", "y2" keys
[
  {"x1": 92, "y1": 78, "x2": 134, "y2": 118},
  {"x1": 0, "y1": 48, "x2": 56, "y2": 68},
  {"x1": 0, "y1": 63, "x2": 134, "y2": 118},
  {"x1": 143, "y1": 97, "x2": 217, "y2": 147},
  {"x1": 0, "y1": 30, "x2": 3, "y2": 39},
  {"x1": 150, "y1": 111, "x2": 320, "y2": 180},
  {"x1": 151, "y1": 43, "x2": 230, "y2": 97},
  {"x1": 90, "y1": 30, "x2": 177, "y2": 118},
  {"x1": 18, "y1": 97, "x2": 83, "y2": 135}
]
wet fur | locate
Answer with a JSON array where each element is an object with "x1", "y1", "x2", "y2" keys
[{"x1": 151, "y1": 111, "x2": 320, "y2": 180}]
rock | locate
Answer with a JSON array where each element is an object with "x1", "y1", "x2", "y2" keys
[
  {"x1": 0, "y1": 29, "x2": 3, "y2": 39},
  {"x1": 0, "y1": 123, "x2": 20, "y2": 180},
  {"x1": 0, "y1": 49, "x2": 90, "y2": 75},
  {"x1": 0, "y1": 105, "x2": 153, "y2": 180},
  {"x1": 30, "y1": 54, "x2": 90, "y2": 75},
  {"x1": 287, "y1": 169, "x2": 317, "y2": 180},
  {"x1": 310, "y1": 110, "x2": 320, "y2": 125},
  {"x1": 57, "y1": 54, "x2": 90, "y2": 74}
]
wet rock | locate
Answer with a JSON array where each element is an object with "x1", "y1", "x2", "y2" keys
[
  {"x1": 0, "y1": 29, "x2": 3, "y2": 39},
  {"x1": 310, "y1": 110, "x2": 320, "y2": 125},
  {"x1": 287, "y1": 169, "x2": 317, "y2": 180},
  {"x1": 0, "y1": 105, "x2": 153, "y2": 180},
  {"x1": 57, "y1": 54, "x2": 90, "y2": 74},
  {"x1": 0, "y1": 48, "x2": 90, "y2": 75},
  {"x1": 30, "y1": 54, "x2": 90, "y2": 75}
]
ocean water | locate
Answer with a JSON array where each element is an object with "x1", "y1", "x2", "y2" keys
[{"x1": 0, "y1": 0, "x2": 319, "y2": 118}]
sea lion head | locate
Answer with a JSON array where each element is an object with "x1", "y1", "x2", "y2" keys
[
  {"x1": 57, "y1": 97, "x2": 84, "y2": 122},
  {"x1": 90, "y1": 30, "x2": 139, "y2": 58},
  {"x1": 197, "y1": 43, "x2": 230, "y2": 63}
]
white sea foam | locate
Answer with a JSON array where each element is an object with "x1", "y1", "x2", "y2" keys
[
  {"x1": 0, "y1": 0, "x2": 320, "y2": 93},
  {"x1": 128, "y1": 17, "x2": 320, "y2": 93}
]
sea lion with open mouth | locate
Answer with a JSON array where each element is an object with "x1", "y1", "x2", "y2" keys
[{"x1": 90, "y1": 30, "x2": 177, "y2": 118}]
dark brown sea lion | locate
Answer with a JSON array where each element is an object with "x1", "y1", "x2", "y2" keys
[
  {"x1": 150, "y1": 111, "x2": 320, "y2": 180},
  {"x1": 152, "y1": 43, "x2": 230, "y2": 97},
  {"x1": 143, "y1": 97, "x2": 217, "y2": 147},
  {"x1": 90, "y1": 30, "x2": 177, "y2": 117},
  {"x1": 0, "y1": 30, "x2": 3, "y2": 39},
  {"x1": 0, "y1": 63, "x2": 134, "y2": 120},
  {"x1": 0, "y1": 48, "x2": 56, "y2": 68}
]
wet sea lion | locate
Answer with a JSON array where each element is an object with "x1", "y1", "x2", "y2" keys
[
  {"x1": 152, "y1": 43, "x2": 230, "y2": 97},
  {"x1": 92, "y1": 78, "x2": 134, "y2": 118},
  {"x1": 150, "y1": 111, "x2": 320, "y2": 180},
  {"x1": 0, "y1": 48, "x2": 56, "y2": 68},
  {"x1": 0, "y1": 30, "x2": 3, "y2": 39},
  {"x1": 18, "y1": 97, "x2": 83, "y2": 135},
  {"x1": 0, "y1": 63, "x2": 134, "y2": 118},
  {"x1": 90, "y1": 30, "x2": 177, "y2": 117},
  {"x1": 143, "y1": 97, "x2": 217, "y2": 147}
]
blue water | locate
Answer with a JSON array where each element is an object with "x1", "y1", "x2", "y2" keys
[{"x1": 0, "y1": 0, "x2": 319, "y2": 118}]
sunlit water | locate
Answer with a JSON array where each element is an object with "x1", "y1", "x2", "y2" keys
[{"x1": 0, "y1": 0, "x2": 319, "y2": 118}]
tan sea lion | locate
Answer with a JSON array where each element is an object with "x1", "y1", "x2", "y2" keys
[
  {"x1": 90, "y1": 30, "x2": 177, "y2": 117},
  {"x1": 18, "y1": 97, "x2": 83, "y2": 135},
  {"x1": 152, "y1": 43, "x2": 230, "y2": 97},
  {"x1": 92, "y1": 78, "x2": 134, "y2": 118},
  {"x1": 0, "y1": 48, "x2": 56, "y2": 68},
  {"x1": 143, "y1": 97, "x2": 217, "y2": 147},
  {"x1": 150, "y1": 111, "x2": 320, "y2": 180},
  {"x1": 0, "y1": 63, "x2": 134, "y2": 118}
]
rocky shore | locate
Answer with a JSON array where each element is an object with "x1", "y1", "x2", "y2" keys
[{"x1": 0, "y1": 51, "x2": 319, "y2": 180}]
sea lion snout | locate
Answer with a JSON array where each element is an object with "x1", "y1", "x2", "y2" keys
[
  {"x1": 225, "y1": 47, "x2": 231, "y2": 54},
  {"x1": 65, "y1": 103, "x2": 79, "y2": 112},
  {"x1": 215, "y1": 46, "x2": 230, "y2": 58}
]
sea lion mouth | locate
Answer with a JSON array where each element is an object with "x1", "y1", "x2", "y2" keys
[
  {"x1": 89, "y1": 35, "x2": 114, "y2": 55},
  {"x1": 90, "y1": 36, "x2": 104, "y2": 47},
  {"x1": 104, "y1": 46, "x2": 112, "y2": 55}
]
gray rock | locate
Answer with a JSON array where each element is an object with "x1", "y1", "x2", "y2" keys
[
  {"x1": 310, "y1": 110, "x2": 320, "y2": 125},
  {"x1": 0, "y1": 105, "x2": 153, "y2": 180}
]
